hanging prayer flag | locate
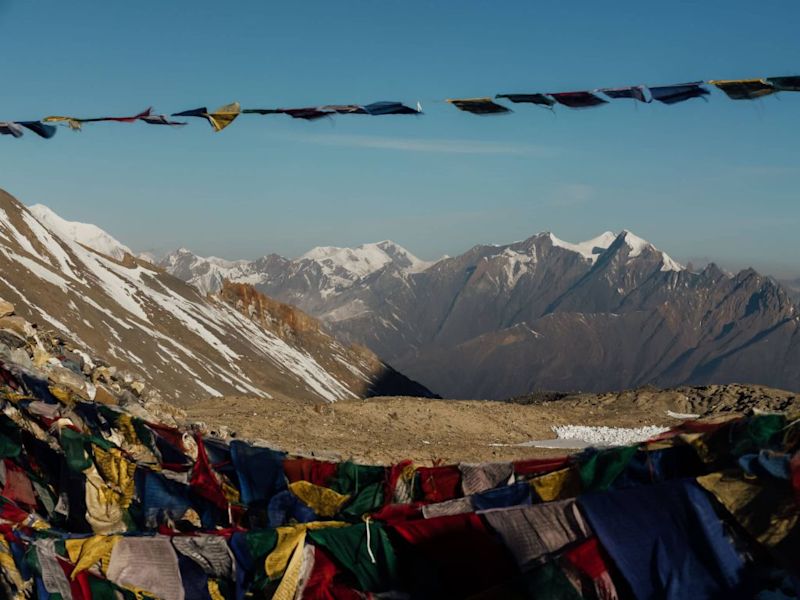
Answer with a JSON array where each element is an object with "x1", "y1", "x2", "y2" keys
[
  {"x1": 43, "y1": 115, "x2": 83, "y2": 130},
  {"x1": 44, "y1": 108, "x2": 152, "y2": 129},
  {"x1": 648, "y1": 82, "x2": 710, "y2": 105},
  {"x1": 319, "y1": 104, "x2": 368, "y2": 114},
  {"x1": 244, "y1": 107, "x2": 332, "y2": 120},
  {"x1": 0, "y1": 122, "x2": 24, "y2": 138},
  {"x1": 241, "y1": 108, "x2": 280, "y2": 115},
  {"x1": 18, "y1": 121, "x2": 58, "y2": 138},
  {"x1": 363, "y1": 101, "x2": 421, "y2": 115},
  {"x1": 601, "y1": 86, "x2": 649, "y2": 102},
  {"x1": 766, "y1": 75, "x2": 800, "y2": 92},
  {"x1": 141, "y1": 114, "x2": 187, "y2": 126},
  {"x1": 709, "y1": 79, "x2": 775, "y2": 100},
  {"x1": 173, "y1": 103, "x2": 241, "y2": 131},
  {"x1": 173, "y1": 107, "x2": 210, "y2": 118},
  {"x1": 207, "y1": 102, "x2": 241, "y2": 131},
  {"x1": 550, "y1": 91, "x2": 608, "y2": 108},
  {"x1": 280, "y1": 107, "x2": 332, "y2": 120},
  {"x1": 495, "y1": 93, "x2": 556, "y2": 108},
  {"x1": 447, "y1": 97, "x2": 511, "y2": 114},
  {"x1": 77, "y1": 108, "x2": 153, "y2": 123}
]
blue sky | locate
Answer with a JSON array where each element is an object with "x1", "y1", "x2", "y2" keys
[{"x1": 1, "y1": 0, "x2": 798, "y2": 277}]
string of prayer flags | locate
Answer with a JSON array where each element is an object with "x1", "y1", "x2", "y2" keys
[{"x1": 2, "y1": 73, "x2": 800, "y2": 141}]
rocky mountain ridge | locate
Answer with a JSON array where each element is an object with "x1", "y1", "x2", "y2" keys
[
  {"x1": 0, "y1": 189, "x2": 433, "y2": 405},
  {"x1": 160, "y1": 228, "x2": 800, "y2": 399}
]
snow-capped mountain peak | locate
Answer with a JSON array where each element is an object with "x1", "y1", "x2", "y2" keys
[
  {"x1": 301, "y1": 240, "x2": 432, "y2": 278},
  {"x1": 617, "y1": 230, "x2": 684, "y2": 272},
  {"x1": 548, "y1": 231, "x2": 617, "y2": 263},
  {"x1": 619, "y1": 230, "x2": 650, "y2": 257},
  {"x1": 28, "y1": 203, "x2": 132, "y2": 260}
]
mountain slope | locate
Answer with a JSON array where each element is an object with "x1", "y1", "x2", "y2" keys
[
  {"x1": 0, "y1": 189, "x2": 433, "y2": 405},
  {"x1": 28, "y1": 203, "x2": 132, "y2": 260},
  {"x1": 162, "y1": 228, "x2": 800, "y2": 399}
]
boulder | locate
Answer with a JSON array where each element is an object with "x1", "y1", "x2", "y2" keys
[
  {"x1": 0, "y1": 316, "x2": 35, "y2": 339},
  {"x1": 0, "y1": 329, "x2": 27, "y2": 349},
  {"x1": 57, "y1": 349, "x2": 84, "y2": 375},
  {"x1": 47, "y1": 366, "x2": 90, "y2": 400},
  {"x1": 0, "y1": 299, "x2": 14, "y2": 318},
  {"x1": 0, "y1": 346, "x2": 33, "y2": 369},
  {"x1": 32, "y1": 346, "x2": 53, "y2": 368},
  {"x1": 91, "y1": 366, "x2": 114, "y2": 385},
  {"x1": 93, "y1": 384, "x2": 119, "y2": 406}
]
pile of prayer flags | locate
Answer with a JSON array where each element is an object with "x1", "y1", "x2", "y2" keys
[{"x1": 0, "y1": 355, "x2": 797, "y2": 598}]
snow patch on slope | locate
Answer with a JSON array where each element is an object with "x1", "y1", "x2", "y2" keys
[
  {"x1": 551, "y1": 424, "x2": 670, "y2": 445},
  {"x1": 496, "y1": 424, "x2": 670, "y2": 449},
  {"x1": 500, "y1": 247, "x2": 538, "y2": 287},
  {"x1": 28, "y1": 204, "x2": 132, "y2": 260},
  {"x1": 549, "y1": 232, "x2": 617, "y2": 263}
]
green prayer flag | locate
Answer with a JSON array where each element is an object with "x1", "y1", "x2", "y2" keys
[
  {"x1": 89, "y1": 575, "x2": 118, "y2": 600},
  {"x1": 342, "y1": 481, "x2": 384, "y2": 518},
  {"x1": 330, "y1": 462, "x2": 385, "y2": 517},
  {"x1": 330, "y1": 462, "x2": 385, "y2": 495},
  {"x1": 245, "y1": 529, "x2": 278, "y2": 589},
  {"x1": 308, "y1": 522, "x2": 397, "y2": 592},
  {"x1": 732, "y1": 414, "x2": 786, "y2": 456},
  {"x1": 579, "y1": 446, "x2": 638, "y2": 491},
  {"x1": 520, "y1": 562, "x2": 583, "y2": 599},
  {"x1": 0, "y1": 415, "x2": 21, "y2": 458},
  {"x1": 60, "y1": 427, "x2": 92, "y2": 472}
]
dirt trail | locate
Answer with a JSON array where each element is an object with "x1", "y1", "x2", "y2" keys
[{"x1": 185, "y1": 384, "x2": 797, "y2": 464}]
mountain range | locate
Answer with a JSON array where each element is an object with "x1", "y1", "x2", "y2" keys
[
  {"x1": 9, "y1": 192, "x2": 799, "y2": 400},
  {"x1": 156, "y1": 229, "x2": 800, "y2": 399},
  {"x1": 0, "y1": 190, "x2": 432, "y2": 406}
]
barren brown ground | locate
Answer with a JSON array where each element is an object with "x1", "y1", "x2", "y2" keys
[{"x1": 185, "y1": 384, "x2": 797, "y2": 464}]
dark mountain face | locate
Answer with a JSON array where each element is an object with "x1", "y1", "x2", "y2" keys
[
  {"x1": 165, "y1": 231, "x2": 800, "y2": 400},
  {"x1": 780, "y1": 277, "x2": 800, "y2": 303}
]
